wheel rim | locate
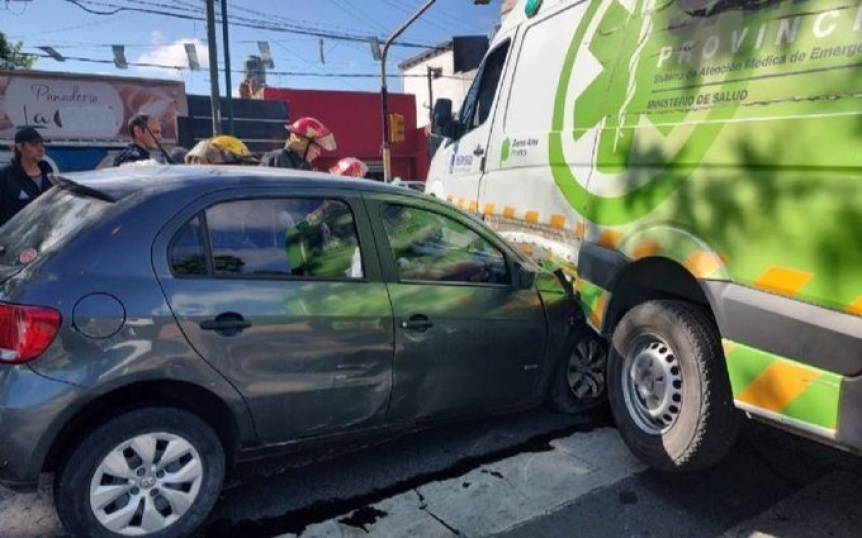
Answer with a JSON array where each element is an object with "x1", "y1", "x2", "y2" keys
[
  {"x1": 89, "y1": 432, "x2": 204, "y2": 536},
  {"x1": 621, "y1": 333, "x2": 683, "y2": 435},
  {"x1": 566, "y1": 336, "x2": 606, "y2": 401}
]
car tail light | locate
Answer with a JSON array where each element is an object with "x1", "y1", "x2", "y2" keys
[{"x1": 0, "y1": 302, "x2": 62, "y2": 364}]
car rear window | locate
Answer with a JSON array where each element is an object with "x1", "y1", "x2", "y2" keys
[{"x1": 0, "y1": 187, "x2": 113, "y2": 266}]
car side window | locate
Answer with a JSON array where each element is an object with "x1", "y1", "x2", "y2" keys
[
  {"x1": 457, "y1": 41, "x2": 510, "y2": 135},
  {"x1": 167, "y1": 198, "x2": 364, "y2": 279},
  {"x1": 380, "y1": 204, "x2": 509, "y2": 285},
  {"x1": 169, "y1": 215, "x2": 208, "y2": 276},
  {"x1": 202, "y1": 198, "x2": 364, "y2": 279}
]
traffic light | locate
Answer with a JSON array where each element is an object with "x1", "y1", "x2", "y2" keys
[{"x1": 389, "y1": 113, "x2": 405, "y2": 143}]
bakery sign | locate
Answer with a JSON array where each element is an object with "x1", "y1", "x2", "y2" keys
[{"x1": 0, "y1": 72, "x2": 186, "y2": 142}]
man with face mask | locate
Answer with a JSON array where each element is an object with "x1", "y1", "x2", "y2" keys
[{"x1": 0, "y1": 127, "x2": 53, "y2": 227}]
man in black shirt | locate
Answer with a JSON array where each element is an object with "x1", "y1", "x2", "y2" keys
[
  {"x1": 113, "y1": 114, "x2": 162, "y2": 166},
  {"x1": 0, "y1": 127, "x2": 53, "y2": 227}
]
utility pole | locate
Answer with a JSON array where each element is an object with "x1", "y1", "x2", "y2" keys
[
  {"x1": 220, "y1": 0, "x2": 234, "y2": 135},
  {"x1": 206, "y1": 0, "x2": 221, "y2": 135},
  {"x1": 380, "y1": 0, "x2": 437, "y2": 182}
]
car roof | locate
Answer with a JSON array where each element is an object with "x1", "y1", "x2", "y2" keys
[{"x1": 55, "y1": 164, "x2": 425, "y2": 202}]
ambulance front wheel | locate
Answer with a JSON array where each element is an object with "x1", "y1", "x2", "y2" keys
[{"x1": 607, "y1": 300, "x2": 740, "y2": 471}]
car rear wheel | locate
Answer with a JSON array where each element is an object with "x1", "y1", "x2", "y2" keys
[
  {"x1": 55, "y1": 407, "x2": 225, "y2": 538},
  {"x1": 607, "y1": 300, "x2": 739, "y2": 471}
]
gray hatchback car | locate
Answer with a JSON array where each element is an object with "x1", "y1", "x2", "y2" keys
[{"x1": 0, "y1": 165, "x2": 605, "y2": 538}]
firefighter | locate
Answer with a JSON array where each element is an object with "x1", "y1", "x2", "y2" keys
[
  {"x1": 185, "y1": 136, "x2": 258, "y2": 165},
  {"x1": 260, "y1": 116, "x2": 336, "y2": 170},
  {"x1": 329, "y1": 157, "x2": 369, "y2": 179}
]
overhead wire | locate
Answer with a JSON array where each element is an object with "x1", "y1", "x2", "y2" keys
[
  {"x1": 331, "y1": 0, "x2": 389, "y2": 34},
  {"x1": 62, "y1": 0, "x2": 437, "y2": 48},
  {"x1": 377, "y1": 0, "x2": 483, "y2": 35},
  {"x1": 16, "y1": 0, "x2": 484, "y2": 90},
  {"x1": 229, "y1": 3, "x2": 390, "y2": 39},
  {"x1": 20, "y1": 50, "x2": 468, "y2": 81}
]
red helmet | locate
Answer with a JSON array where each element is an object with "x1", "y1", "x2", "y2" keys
[
  {"x1": 329, "y1": 157, "x2": 368, "y2": 178},
  {"x1": 287, "y1": 116, "x2": 336, "y2": 151}
]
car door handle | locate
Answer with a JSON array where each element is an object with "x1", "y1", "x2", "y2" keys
[
  {"x1": 200, "y1": 319, "x2": 251, "y2": 331},
  {"x1": 401, "y1": 315, "x2": 433, "y2": 332},
  {"x1": 473, "y1": 145, "x2": 485, "y2": 157},
  {"x1": 200, "y1": 314, "x2": 251, "y2": 335}
]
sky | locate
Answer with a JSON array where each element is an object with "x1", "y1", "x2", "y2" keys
[{"x1": 0, "y1": 0, "x2": 501, "y2": 96}]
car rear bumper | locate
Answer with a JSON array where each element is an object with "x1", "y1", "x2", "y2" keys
[{"x1": 0, "y1": 366, "x2": 81, "y2": 490}]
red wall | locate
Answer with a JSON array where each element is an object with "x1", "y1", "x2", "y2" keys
[{"x1": 261, "y1": 87, "x2": 426, "y2": 180}]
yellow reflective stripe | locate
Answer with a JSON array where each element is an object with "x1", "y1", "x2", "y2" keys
[
  {"x1": 483, "y1": 203, "x2": 496, "y2": 216},
  {"x1": 848, "y1": 296, "x2": 862, "y2": 316},
  {"x1": 576, "y1": 222, "x2": 587, "y2": 240},
  {"x1": 597, "y1": 230, "x2": 623, "y2": 249},
  {"x1": 503, "y1": 206, "x2": 516, "y2": 219},
  {"x1": 754, "y1": 267, "x2": 813, "y2": 297},
  {"x1": 574, "y1": 277, "x2": 586, "y2": 293},
  {"x1": 590, "y1": 293, "x2": 608, "y2": 329},
  {"x1": 684, "y1": 251, "x2": 723, "y2": 279},
  {"x1": 631, "y1": 241, "x2": 662, "y2": 260},
  {"x1": 722, "y1": 340, "x2": 737, "y2": 357},
  {"x1": 525, "y1": 211, "x2": 539, "y2": 224},
  {"x1": 736, "y1": 360, "x2": 821, "y2": 413},
  {"x1": 550, "y1": 214, "x2": 566, "y2": 229}
]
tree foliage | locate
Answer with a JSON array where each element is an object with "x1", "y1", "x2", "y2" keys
[{"x1": 0, "y1": 32, "x2": 36, "y2": 70}]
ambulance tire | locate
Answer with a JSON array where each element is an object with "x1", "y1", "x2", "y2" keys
[{"x1": 607, "y1": 300, "x2": 740, "y2": 471}]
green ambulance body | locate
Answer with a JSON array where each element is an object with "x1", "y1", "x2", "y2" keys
[{"x1": 426, "y1": 0, "x2": 862, "y2": 470}]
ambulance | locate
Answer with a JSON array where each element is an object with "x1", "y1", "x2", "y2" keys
[{"x1": 426, "y1": 0, "x2": 862, "y2": 470}]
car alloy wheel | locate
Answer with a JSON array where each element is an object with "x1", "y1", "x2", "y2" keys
[
  {"x1": 55, "y1": 407, "x2": 225, "y2": 538},
  {"x1": 89, "y1": 433, "x2": 204, "y2": 535}
]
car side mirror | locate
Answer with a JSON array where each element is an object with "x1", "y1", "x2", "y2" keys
[
  {"x1": 431, "y1": 98, "x2": 455, "y2": 138},
  {"x1": 512, "y1": 261, "x2": 537, "y2": 290}
]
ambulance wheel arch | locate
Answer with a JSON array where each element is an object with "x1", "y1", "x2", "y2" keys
[{"x1": 597, "y1": 256, "x2": 713, "y2": 339}]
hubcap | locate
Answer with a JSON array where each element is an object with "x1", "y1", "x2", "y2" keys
[
  {"x1": 621, "y1": 334, "x2": 683, "y2": 434},
  {"x1": 566, "y1": 335, "x2": 606, "y2": 401},
  {"x1": 89, "y1": 433, "x2": 204, "y2": 536}
]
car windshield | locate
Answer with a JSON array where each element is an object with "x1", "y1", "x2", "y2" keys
[{"x1": 0, "y1": 186, "x2": 113, "y2": 267}]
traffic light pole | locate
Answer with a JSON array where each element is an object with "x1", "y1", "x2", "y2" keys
[
  {"x1": 220, "y1": 0, "x2": 234, "y2": 135},
  {"x1": 380, "y1": 0, "x2": 436, "y2": 182},
  {"x1": 205, "y1": 0, "x2": 221, "y2": 135}
]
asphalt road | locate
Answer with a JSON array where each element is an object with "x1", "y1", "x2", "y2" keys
[
  {"x1": 2, "y1": 407, "x2": 861, "y2": 538},
  {"x1": 0, "y1": 408, "x2": 596, "y2": 538},
  {"x1": 201, "y1": 408, "x2": 598, "y2": 537}
]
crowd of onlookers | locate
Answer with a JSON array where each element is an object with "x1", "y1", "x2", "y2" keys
[{"x1": 0, "y1": 114, "x2": 369, "y2": 227}]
